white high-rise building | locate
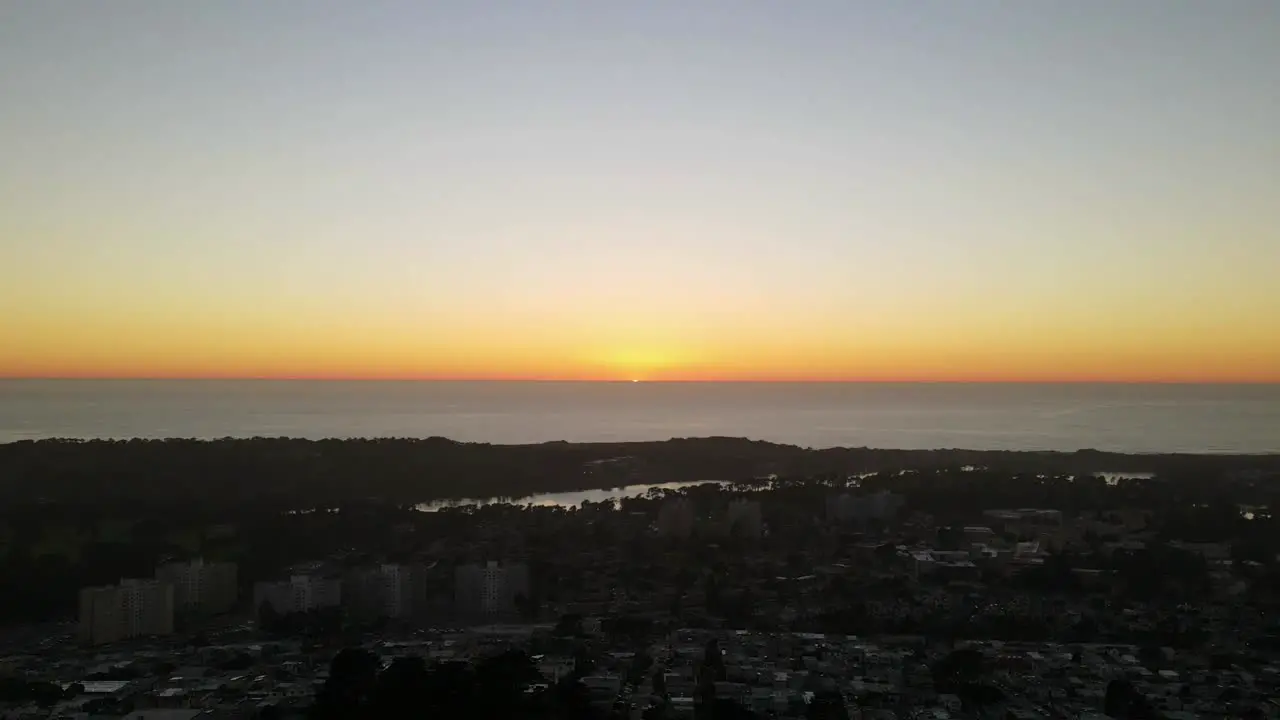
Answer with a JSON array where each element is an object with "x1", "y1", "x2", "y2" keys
[
  {"x1": 289, "y1": 573, "x2": 342, "y2": 612},
  {"x1": 455, "y1": 561, "x2": 528, "y2": 616},
  {"x1": 253, "y1": 581, "x2": 294, "y2": 616},
  {"x1": 346, "y1": 563, "x2": 428, "y2": 620},
  {"x1": 378, "y1": 563, "x2": 426, "y2": 619},
  {"x1": 79, "y1": 586, "x2": 126, "y2": 646},
  {"x1": 253, "y1": 573, "x2": 342, "y2": 615},
  {"x1": 120, "y1": 578, "x2": 175, "y2": 637},
  {"x1": 79, "y1": 578, "x2": 174, "y2": 646},
  {"x1": 156, "y1": 558, "x2": 238, "y2": 616}
]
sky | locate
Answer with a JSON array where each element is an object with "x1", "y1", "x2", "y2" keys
[{"x1": 1, "y1": 2, "x2": 1278, "y2": 382}]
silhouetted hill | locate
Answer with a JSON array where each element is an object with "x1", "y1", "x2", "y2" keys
[{"x1": 0, "y1": 437, "x2": 1276, "y2": 512}]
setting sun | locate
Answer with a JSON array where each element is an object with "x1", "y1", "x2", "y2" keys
[{"x1": 585, "y1": 347, "x2": 697, "y2": 383}]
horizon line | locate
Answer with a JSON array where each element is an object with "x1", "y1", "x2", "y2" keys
[{"x1": 3, "y1": 376, "x2": 1278, "y2": 385}]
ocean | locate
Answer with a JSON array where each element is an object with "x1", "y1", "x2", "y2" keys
[{"x1": 1, "y1": 380, "x2": 1277, "y2": 454}]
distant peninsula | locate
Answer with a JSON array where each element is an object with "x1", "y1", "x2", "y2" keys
[{"x1": 2, "y1": 437, "x2": 1277, "y2": 512}]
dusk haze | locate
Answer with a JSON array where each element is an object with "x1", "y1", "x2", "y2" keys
[
  {"x1": 2, "y1": 1, "x2": 1278, "y2": 382},
  {"x1": 6, "y1": 3, "x2": 1280, "y2": 704}
]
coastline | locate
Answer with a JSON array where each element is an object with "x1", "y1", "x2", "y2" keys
[{"x1": 2, "y1": 437, "x2": 1277, "y2": 508}]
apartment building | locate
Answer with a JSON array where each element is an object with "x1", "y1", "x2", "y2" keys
[
  {"x1": 156, "y1": 558, "x2": 238, "y2": 616},
  {"x1": 253, "y1": 573, "x2": 342, "y2": 615},
  {"x1": 78, "y1": 578, "x2": 175, "y2": 646},
  {"x1": 455, "y1": 560, "x2": 528, "y2": 616},
  {"x1": 345, "y1": 563, "x2": 428, "y2": 621}
]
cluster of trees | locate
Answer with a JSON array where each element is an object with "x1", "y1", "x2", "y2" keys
[
  {"x1": 308, "y1": 640, "x2": 860, "y2": 720},
  {"x1": 1104, "y1": 678, "x2": 1161, "y2": 719},
  {"x1": 0, "y1": 511, "x2": 188, "y2": 622},
  {"x1": 0, "y1": 677, "x2": 134, "y2": 715},
  {"x1": 3, "y1": 436, "x2": 1279, "y2": 627},
  {"x1": 5, "y1": 437, "x2": 1276, "y2": 512},
  {"x1": 0, "y1": 437, "x2": 798, "y2": 511},
  {"x1": 309, "y1": 648, "x2": 594, "y2": 719},
  {"x1": 0, "y1": 678, "x2": 79, "y2": 708},
  {"x1": 929, "y1": 648, "x2": 1004, "y2": 712}
]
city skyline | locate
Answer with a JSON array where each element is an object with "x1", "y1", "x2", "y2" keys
[{"x1": 3, "y1": 2, "x2": 1278, "y2": 383}]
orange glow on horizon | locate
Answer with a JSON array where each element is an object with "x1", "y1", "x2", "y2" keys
[
  {"x1": 4, "y1": 3, "x2": 1279, "y2": 395},
  {"x1": 4, "y1": 302, "x2": 1278, "y2": 384},
  {"x1": 5, "y1": 366, "x2": 1278, "y2": 384}
]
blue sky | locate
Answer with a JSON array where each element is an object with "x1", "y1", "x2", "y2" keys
[{"x1": 1, "y1": 1, "x2": 1277, "y2": 380}]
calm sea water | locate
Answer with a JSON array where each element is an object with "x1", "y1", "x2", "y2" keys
[
  {"x1": 0, "y1": 381, "x2": 1277, "y2": 453},
  {"x1": 413, "y1": 481, "x2": 713, "y2": 512}
]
